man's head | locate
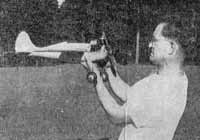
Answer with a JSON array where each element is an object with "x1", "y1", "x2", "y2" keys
[{"x1": 149, "y1": 22, "x2": 184, "y2": 66}]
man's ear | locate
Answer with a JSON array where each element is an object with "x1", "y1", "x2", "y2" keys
[{"x1": 168, "y1": 42, "x2": 177, "y2": 55}]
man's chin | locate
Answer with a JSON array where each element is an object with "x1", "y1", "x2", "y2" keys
[
  {"x1": 150, "y1": 57, "x2": 160, "y2": 65},
  {"x1": 149, "y1": 56, "x2": 155, "y2": 63}
]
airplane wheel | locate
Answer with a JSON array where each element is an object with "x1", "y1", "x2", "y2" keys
[{"x1": 87, "y1": 72, "x2": 97, "y2": 84}]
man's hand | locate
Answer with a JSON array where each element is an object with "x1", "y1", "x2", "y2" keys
[
  {"x1": 81, "y1": 45, "x2": 108, "y2": 71},
  {"x1": 89, "y1": 40, "x2": 98, "y2": 46}
]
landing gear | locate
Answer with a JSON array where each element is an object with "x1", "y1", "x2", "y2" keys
[
  {"x1": 87, "y1": 72, "x2": 97, "y2": 84},
  {"x1": 86, "y1": 71, "x2": 109, "y2": 84}
]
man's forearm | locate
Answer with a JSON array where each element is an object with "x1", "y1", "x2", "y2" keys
[
  {"x1": 106, "y1": 68, "x2": 130, "y2": 102},
  {"x1": 94, "y1": 70, "x2": 126, "y2": 121}
]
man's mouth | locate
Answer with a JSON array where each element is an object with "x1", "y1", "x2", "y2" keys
[{"x1": 149, "y1": 48, "x2": 154, "y2": 56}]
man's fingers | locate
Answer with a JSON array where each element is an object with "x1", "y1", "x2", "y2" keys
[
  {"x1": 81, "y1": 54, "x2": 95, "y2": 71},
  {"x1": 99, "y1": 45, "x2": 108, "y2": 60},
  {"x1": 101, "y1": 45, "x2": 107, "y2": 53},
  {"x1": 81, "y1": 60, "x2": 87, "y2": 68},
  {"x1": 81, "y1": 45, "x2": 108, "y2": 70},
  {"x1": 81, "y1": 54, "x2": 90, "y2": 69}
]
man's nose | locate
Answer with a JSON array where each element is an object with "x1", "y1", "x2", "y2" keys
[{"x1": 149, "y1": 42, "x2": 153, "y2": 48}]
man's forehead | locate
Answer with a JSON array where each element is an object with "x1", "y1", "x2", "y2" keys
[{"x1": 153, "y1": 23, "x2": 167, "y2": 39}]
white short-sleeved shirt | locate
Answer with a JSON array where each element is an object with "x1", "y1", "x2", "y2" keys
[{"x1": 119, "y1": 73, "x2": 188, "y2": 140}]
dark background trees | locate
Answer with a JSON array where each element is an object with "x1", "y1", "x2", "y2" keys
[{"x1": 0, "y1": 0, "x2": 200, "y2": 66}]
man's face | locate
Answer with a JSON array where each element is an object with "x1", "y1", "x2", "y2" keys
[{"x1": 149, "y1": 23, "x2": 173, "y2": 64}]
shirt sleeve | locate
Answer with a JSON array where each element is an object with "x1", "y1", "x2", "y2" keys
[
  {"x1": 126, "y1": 95, "x2": 148, "y2": 127},
  {"x1": 126, "y1": 82, "x2": 150, "y2": 128},
  {"x1": 126, "y1": 76, "x2": 162, "y2": 128}
]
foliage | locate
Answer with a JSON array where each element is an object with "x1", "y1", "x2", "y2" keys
[{"x1": 0, "y1": 0, "x2": 200, "y2": 66}]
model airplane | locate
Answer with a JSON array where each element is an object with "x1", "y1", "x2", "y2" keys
[{"x1": 15, "y1": 31, "x2": 117, "y2": 83}]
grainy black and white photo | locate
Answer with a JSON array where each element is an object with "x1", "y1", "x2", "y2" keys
[{"x1": 0, "y1": 0, "x2": 199, "y2": 140}]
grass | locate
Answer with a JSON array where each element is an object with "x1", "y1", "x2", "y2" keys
[{"x1": 0, "y1": 64, "x2": 199, "y2": 140}]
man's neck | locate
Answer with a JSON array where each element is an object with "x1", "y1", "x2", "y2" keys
[{"x1": 156, "y1": 62, "x2": 184, "y2": 76}]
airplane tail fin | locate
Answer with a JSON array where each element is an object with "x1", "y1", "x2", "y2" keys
[{"x1": 15, "y1": 31, "x2": 36, "y2": 53}]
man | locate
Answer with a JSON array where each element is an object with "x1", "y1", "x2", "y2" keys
[
  {"x1": 15, "y1": 21, "x2": 188, "y2": 140},
  {"x1": 83, "y1": 22, "x2": 188, "y2": 140}
]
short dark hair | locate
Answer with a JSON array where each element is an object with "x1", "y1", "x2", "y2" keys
[
  {"x1": 162, "y1": 21, "x2": 183, "y2": 45},
  {"x1": 161, "y1": 22, "x2": 185, "y2": 64}
]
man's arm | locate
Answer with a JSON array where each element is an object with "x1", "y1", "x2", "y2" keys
[
  {"x1": 93, "y1": 67, "x2": 132, "y2": 124},
  {"x1": 106, "y1": 67, "x2": 130, "y2": 102},
  {"x1": 82, "y1": 46, "x2": 131, "y2": 123}
]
